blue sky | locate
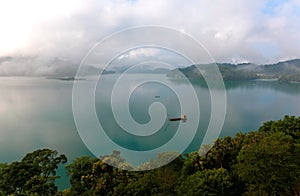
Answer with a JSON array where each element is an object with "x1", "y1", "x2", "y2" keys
[
  {"x1": 0, "y1": 0, "x2": 299, "y2": 74},
  {"x1": 263, "y1": 0, "x2": 286, "y2": 15}
]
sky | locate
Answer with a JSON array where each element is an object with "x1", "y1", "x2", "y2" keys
[{"x1": 0, "y1": 0, "x2": 300, "y2": 75}]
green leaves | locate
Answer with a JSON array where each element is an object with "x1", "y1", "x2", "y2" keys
[
  {"x1": 237, "y1": 132, "x2": 300, "y2": 195},
  {"x1": 0, "y1": 149, "x2": 67, "y2": 195},
  {"x1": 22, "y1": 149, "x2": 67, "y2": 178},
  {"x1": 65, "y1": 156, "x2": 98, "y2": 194},
  {"x1": 176, "y1": 168, "x2": 233, "y2": 196},
  {"x1": 259, "y1": 115, "x2": 300, "y2": 140}
]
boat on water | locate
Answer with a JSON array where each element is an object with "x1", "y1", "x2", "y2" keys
[{"x1": 168, "y1": 114, "x2": 187, "y2": 122}]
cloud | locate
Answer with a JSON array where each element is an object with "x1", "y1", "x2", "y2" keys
[{"x1": 0, "y1": 0, "x2": 299, "y2": 75}]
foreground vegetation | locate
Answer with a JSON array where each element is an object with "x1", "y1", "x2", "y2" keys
[{"x1": 1, "y1": 115, "x2": 300, "y2": 195}]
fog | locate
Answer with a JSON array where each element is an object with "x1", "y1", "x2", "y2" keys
[{"x1": 0, "y1": 0, "x2": 300, "y2": 76}]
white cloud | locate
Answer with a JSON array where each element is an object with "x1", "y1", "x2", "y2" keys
[{"x1": 0, "y1": 0, "x2": 299, "y2": 75}]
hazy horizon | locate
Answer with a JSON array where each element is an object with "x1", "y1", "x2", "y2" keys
[{"x1": 0, "y1": 0, "x2": 300, "y2": 76}]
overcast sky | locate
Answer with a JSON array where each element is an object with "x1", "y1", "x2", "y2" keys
[{"x1": 0, "y1": 0, "x2": 300, "y2": 68}]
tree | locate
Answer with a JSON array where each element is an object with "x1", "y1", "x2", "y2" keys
[
  {"x1": 237, "y1": 132, "x2": 300, "y2": 195},
  {"x1": 176, "y1": 168, "x2": 233, "y2": 196},
  {"x1": 65, "y1": 156, "x2": 98, "y2": 195},
  {"x1": 87, "y1": 160, "x2": 116, "y2": 195},
  {"x1": 259, "y1": 115, "x2": 300, "y2": 140},
  {"x1": 22, "y1": 149, "x2": 67, "y2": 178},
  {"x1": 0, "y1": 163, "x2": 9, "y2": 195},
  {"x1": 198, "y1": 133, "x2": 245, "y2": 171},
  {"x1": 180, "y1": 152, "x2": 201, "y2": 177},
  {"x1": 0, "y1": 149, "x2": 67, "y2": 195},
  {"x1": 120, "y1": 166, "x2": 179, "y2": 196},
  {"x1": 74, "y1": 151, "x2": 134, "y2": 195},
  {"x1": 137, "y1": 152, "x2": 182, "y2": 171},
  {"x1": 23, "y1": 175, "x2": 57, "y2": 195},
  {"x1": 0, "y1": 161, "x2": 40, "y2": 195},
  {"x1": 113, "y1": 153, "x2": 184, "y2": 196}
]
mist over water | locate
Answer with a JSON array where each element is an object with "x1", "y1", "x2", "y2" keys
[{"x1": 0, "y1": 74, "x2": 300, "y2": 189}]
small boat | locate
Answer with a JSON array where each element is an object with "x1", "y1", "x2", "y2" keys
[
  {"x1": 168, "y1": 115, "x2": 187, "y2": 122},
  {"x1": 155, "y1": 95, "x2": 160, "y2": 98}
]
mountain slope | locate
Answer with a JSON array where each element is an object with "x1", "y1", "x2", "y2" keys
[{"x1": 167, "y1": 59, "x2": 300, "y2": 82}]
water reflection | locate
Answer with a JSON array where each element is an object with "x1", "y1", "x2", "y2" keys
[
  {"x1": 169, "y1": 76, "x2": 300, "y2": 94},
  {"x1": 0, "y1": 77, "x2": 94, "y2": 189},
  {"x1": 0, "y1": 75, "x2": 300, "y2": 187}
]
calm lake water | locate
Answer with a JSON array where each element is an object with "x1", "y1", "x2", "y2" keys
[{"x1": 1, "y1": 74, "x2": 300, "y2": 189}]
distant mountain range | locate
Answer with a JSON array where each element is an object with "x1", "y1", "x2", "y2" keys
[
  {"x1": 1, "y1": 56, "x2": 300, "y2": 82},
  {"x1": 167, "y1": 59, "x2": 300, "y2": 82},
  {"x1": 0, "y1": 56, "x2": 169, "y2": 76},
  {"x1": 0, "y1": 56, "x2": 115, "y2": 77},
  {"x1": 110, "y1": 66, "x2": 171, "y2": 74}
]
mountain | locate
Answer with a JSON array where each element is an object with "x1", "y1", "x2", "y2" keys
[
  {"x1": 0, "y1": 56, "x2": 115, "y2": 77},
  {"x1": 1, "y1": 55, "x2": 299, "y2": 82},
  {"x1": 166, "y1": 59, "x2": 300, "y2": 82},
  {"x1": 167, "y1": 63, "x2": 258, "y2": 81},
  {"x1": 261, "y1": 59, "x2": 300, "y2": 74},
  {"x1": 110, "y1": 65, "x2": 171, "y2": 74}
]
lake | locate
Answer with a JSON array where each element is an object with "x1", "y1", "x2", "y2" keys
[{"x1": 1, "y1": 74, "x2": 300, "y2": 189}]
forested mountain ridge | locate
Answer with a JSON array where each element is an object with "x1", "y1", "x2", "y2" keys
[{"x1": 167, "y1": 59, "x2": 300, "y2": 82}]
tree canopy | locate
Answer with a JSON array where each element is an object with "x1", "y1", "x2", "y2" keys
[{"x1": 0, "y1": 149, "x2": 67, "y2": 195}]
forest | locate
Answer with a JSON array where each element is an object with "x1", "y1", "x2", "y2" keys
[{"x1": 0, "y1": 115, "x2": 300, "y2": 195}]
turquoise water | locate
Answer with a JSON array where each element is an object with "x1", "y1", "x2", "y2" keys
[{"x1": 0, "y1": 75, "x2": 300, "y2": 189}]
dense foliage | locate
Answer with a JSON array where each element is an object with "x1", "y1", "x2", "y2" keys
[
  {"x1": 0, "y1": 149, "x2": 67, "y2": 195},
  {"x1": 1, "y1": 115, "x2": 300, "y2": 195}
]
